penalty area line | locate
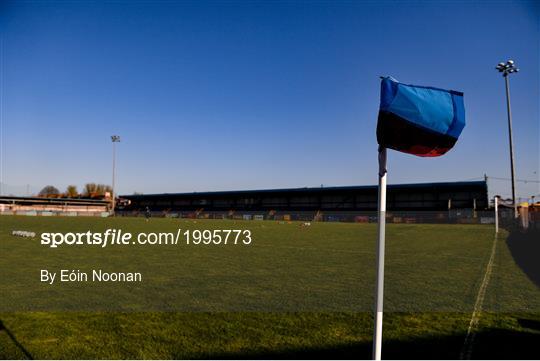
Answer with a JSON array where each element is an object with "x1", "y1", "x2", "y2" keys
[{"x1": 459, "y1": 233, "x2": 498, "y2": 360}]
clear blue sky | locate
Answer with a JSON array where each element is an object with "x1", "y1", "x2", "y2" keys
[{"x1": 0, "y1": 0, "x2": 538, "y2": 200}]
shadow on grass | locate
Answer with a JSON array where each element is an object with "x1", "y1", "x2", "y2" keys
[
  {"x1": 1, "y1": 325, "x2": 539, "y2": 360},
  {"x1": 469, "y1": 323, "x2": 540, "y2": 360},
  {"x1": 507, "y1": 228, "x2": 540, "y2": 288},
  {"x1": 0, "y1": 319, "x2": 33, "y2": 359},
  {"x1": 518, "y1": 318, "x2": 540, "y2": 331},
  {"x1": 1, "y1": 317, "x2": 539, "y2": 360},
  {"x1": 186, "y1": 327, "x2": 540, "y2": 360}
]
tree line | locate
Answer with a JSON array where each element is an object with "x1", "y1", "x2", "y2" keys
[{"x1": 38, "y1": 184, "x2": 113, "y2": 199}]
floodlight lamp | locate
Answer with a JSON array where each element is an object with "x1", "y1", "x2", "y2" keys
[
  {"x1": 507, "y1": 60, "x2": 514, "y2": 65},
  {"x1": 111, "y1": 135, "x2": 121, "y2": 142}
]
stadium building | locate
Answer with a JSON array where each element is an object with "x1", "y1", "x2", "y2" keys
[
  {"x1": 119, "y1": 181, "x2": 489, "y2": 222},
  {"x1": 0, "y1": 196, "x2": 110, "y2": 216}
]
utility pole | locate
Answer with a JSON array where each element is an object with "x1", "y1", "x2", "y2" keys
[{"x1": 111, "y1": 135, "x2": 121, "y2": 215}]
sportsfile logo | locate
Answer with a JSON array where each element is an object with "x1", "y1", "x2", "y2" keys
[{"x1": 40, "y1": 229, "x2": 253, "y2": 248}]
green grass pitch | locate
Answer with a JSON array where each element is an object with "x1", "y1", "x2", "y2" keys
[{"x1": 0, "y1": 215, "x2": 539, "y2": 359}]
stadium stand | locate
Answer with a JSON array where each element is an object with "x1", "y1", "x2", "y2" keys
[
  {"x1": 0, "y1": 196, "x2": 110, "y2": 216},
  {"x1": 119, "y1": 181, "x2": 490, "y2": 223}
]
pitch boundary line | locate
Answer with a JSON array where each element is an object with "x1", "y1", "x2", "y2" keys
[{"x1": 459, "y1": 233, "x2": 498, "y2": 360}]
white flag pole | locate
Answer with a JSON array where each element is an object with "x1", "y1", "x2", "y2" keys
[
  {"x1": 494, "y1": 195, "x2": 499, "y2": 234},
  {"x1": 373, "y1": 146, "x2": 387, "y2": 360}
]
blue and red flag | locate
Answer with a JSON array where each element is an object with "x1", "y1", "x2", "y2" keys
[{"x1": 377, "y1": 77, "x2": 465, "y2": 157}]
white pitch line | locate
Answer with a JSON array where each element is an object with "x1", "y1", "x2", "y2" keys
[{"x1": 460, "y1": 234, "x2": 498, "y2": 360}]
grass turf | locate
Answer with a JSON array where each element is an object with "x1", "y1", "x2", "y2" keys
[{"x1": 0, "y1": 215, "x2": 539, "y2": 359}]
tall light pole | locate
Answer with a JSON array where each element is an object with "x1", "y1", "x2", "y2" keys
[
  {"x1": 111, "y1": 135, "x2": 121, "y2": 215},
  {"x1": 496, "y1": 60, "x2": 519, "y2": 218}
]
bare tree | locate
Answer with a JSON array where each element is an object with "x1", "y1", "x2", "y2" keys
[
  {"x1": 65, "y1": 185, "x2": 78, "y2": 198},
  {"x1": 83, "y1": 183, "x2": 112, "y2": 198},
  {"x1": 84, "y1": 183, "x2": 97, "y2": 197},
  {"x1": 96, "y1": 184, "x2": 105, "y2": 195}
]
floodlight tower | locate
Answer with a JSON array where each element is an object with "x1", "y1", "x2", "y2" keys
[
  {"x1": 111, "y1": 135, "x2": 121, "y2": 215},
  {"x1": 495, "y1": 60, "x2": 519, "y2": 218}
]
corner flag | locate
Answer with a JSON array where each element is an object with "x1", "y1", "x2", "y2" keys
[
  {"x1": 372, "y1": 77, "x2": 465, "y2": 360},
  {"x1": 377, "y1": 76, "x2": 465, "y2": 157}
]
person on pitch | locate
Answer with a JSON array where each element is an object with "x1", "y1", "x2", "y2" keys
[{"x1": 145, "y1": 206, "x2": 151, "y2": 222}]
